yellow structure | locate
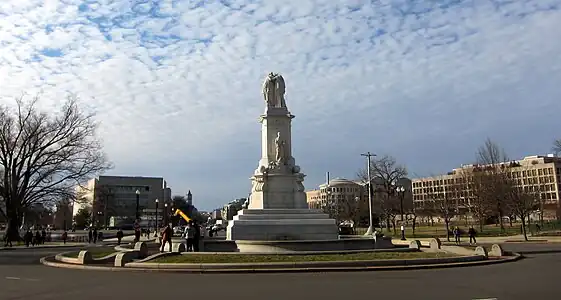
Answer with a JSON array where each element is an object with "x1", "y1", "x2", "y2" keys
[
  {"x1": 174, "y1": 208, "x2": 192, "y2": 223},
  {"x1": 411, "y1": 154, "x2": 561, "y2": 219}
]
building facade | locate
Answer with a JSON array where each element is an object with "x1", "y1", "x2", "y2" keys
[
  {"x1": 412, "y1": 154, "x2": 561, "y2": 219},
  {"x1": 306, "y1": 178, "x2": 364, "y2": 210},
  {"x1": 306, "y1": 177, "x2": 413, "y2": 224},
  {"x1": 74, "y1": 175, "x2": 172, "y2": 227}
]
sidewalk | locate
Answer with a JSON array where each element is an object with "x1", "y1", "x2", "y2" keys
[
  {"x1": 394, "y1": 233, "x2": 561, "y2": 245},
  {"x1": 0, "y1": 242, "x2": 86, "y2": 251},
  {"x1": 102, "y1": 235, "x2": 155, "y2": 243}
]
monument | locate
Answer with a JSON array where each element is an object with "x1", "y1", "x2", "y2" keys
[{"x1": 226, "y1": 72, "x2": 338, "y2": 241}]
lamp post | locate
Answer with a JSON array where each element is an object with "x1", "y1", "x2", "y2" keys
[
  {"x1": 164, "y1": 203, "x2": 168, "y2": 226},
  {"x1": 396, "y1": 186, "x2": 406, "y2": 240},
  {"x1": 361, "y1": 152, "x2": 376, "y2": 236},
  {"x1": 396, "y1": 186, "x2": 406, "y2": 225},
  {"x1": 155, "y1": 199, "x2": 159, "y2": 230},
  {"x1": 135, "y1": 190, "x2": 140, "y2": 221}
]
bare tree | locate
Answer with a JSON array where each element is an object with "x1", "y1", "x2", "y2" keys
[
  {"x1": 552, "y1": 139, "x2": 561, "y2": 157},
  {"x1": 421, "y1": 176, "x2": 459, "y2": 242},
  {"x1": 357, "y1": 155, "x2": 407, "y2": 233},
  {"x1": 505, "y1": 172, "x2": 539, "y2": 241},
  {"x1": 459, "y1": 168, "x2": 489, "y2": 232},
  {"x1": 0, "y1": 96, "x2": 111, "y2": 241},
  {"x1": 336, "y1": 194, "x2": 368, "y2": 226},
  {"x1": 475, "y1": 138, "x2": 510, "y2": 232},
  {"x1": 405, "y1": 204, "x2": 418, "y2": 237},
  {"x1": 93, "y1": 184, "x2": 118, "y2": 228}
]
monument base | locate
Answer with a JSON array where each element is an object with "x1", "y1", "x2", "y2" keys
[{"x1": 226, "y1": 209, "x2": 338, "y2": 241}]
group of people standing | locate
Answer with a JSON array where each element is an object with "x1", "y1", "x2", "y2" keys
[
  {"x1": 452, "y1": 226, "x2": 478, "y2": 245},
  {"x1": 22, "y1": 228, "x2": 49, "y2": 247},
  {"x1": 159, "y1": 221, "x2": 202, "y2": 253}
]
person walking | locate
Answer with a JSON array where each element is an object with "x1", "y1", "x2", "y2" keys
[
  {"x1": 468, "y1": 226, "x2": 477, "y2": 245},
  {"x1": 62, "y1": 230, "x2": 68, "y2": 244},
  {"x1": 183, "y1": 223, "x2": 195, "y2": 252},
  {"x1": 88, "y1": 228, "x2": 93, "y2": 244},
  {"x1": 160, "y1": 224, "x2": 173, "y2": 253},
  {"x1": 3, "y1": 227, "x2": 12, "y2": 247},
  {"x1": 24, "y1": 229, "x2": 33, "y2": 247},
  {"x1": 33, "y1": 230, "x2": 41, "y2": 246},
  {"x1": 453, "y1": 226, "x2": 461, "y2": 245},
  {"x1": 93, "y1": 228, "x2": 98, "y2": 244},
  {"x1": 116, "y1": 228, "x2": 124, "y2": 245}
]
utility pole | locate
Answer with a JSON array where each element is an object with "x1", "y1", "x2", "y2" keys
[{"x1": 361, "y1": 152, "x2": 376, "y2": 236}]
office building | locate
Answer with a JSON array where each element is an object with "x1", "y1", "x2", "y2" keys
[
  {"x1": 412, "y1": 154, "x2": 561, "y2": 219},
  {"x1": 74, "y1": 175, "x2": 172, "y2": 227},
  {"x1": 306, "y1": 177, "x2": 413, "y2": 223}
]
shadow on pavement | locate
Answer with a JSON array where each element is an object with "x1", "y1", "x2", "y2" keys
[{"x1": 515, "y1": 249, "x2": 561, "y2": 255}]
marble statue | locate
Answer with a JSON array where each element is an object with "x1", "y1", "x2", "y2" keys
[
  {"x1": 225, "y1": 72, "x2": 339, "y2": 241},
  {"x1": 262, "y1": 72, "x2": 286, "y2": 108},
  {"x1": 274, "y1": 132, "x2": 286, "y2": 164}
]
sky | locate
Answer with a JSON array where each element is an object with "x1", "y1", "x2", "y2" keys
[{"x1": 1, "y1": 0, "x2": 560, "y2": 211}]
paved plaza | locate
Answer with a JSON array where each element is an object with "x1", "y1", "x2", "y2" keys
[{"x1": 0, "y1": 243, "x2": 558, "y2": 300}]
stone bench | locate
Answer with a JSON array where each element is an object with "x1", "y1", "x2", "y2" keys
[
  {"x1": 474, "y1": 246, "x2": 488, "y2": 258},
  {"x1": 489, "y1": 244, "x2": 504, "y2": 257},
  {"x1": 429, "y1": 238, "x2": 442, "y2": 250},
  {"x1": 409, "y1": 240, "x2": 422, "y2": 250},
  {"x1": 114, "y1": 252, "x2": 138, "y2": 267}
]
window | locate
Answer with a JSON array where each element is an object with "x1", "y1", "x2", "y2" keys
[{"x1": 539, "y1": 169, "x2": 543, "y2": 176}]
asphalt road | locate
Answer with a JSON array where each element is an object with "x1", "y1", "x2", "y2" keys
[
  {"x1": 0, "y1": 246, "x2": 86, "y2": 266},
  {"x1": 0, "y1": 243, "x2": 559, "y2": 300}
]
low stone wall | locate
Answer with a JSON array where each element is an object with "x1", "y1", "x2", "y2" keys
[
  {"x1": 55, "y1": 250, "x2": 120, "y2": 265},
  {"x1": 176, "y1": 247, "x2": 416, "y2": 256},
  {"x1": 126, "y1": 255, "x2": 486, "y2": 271},
  {"x1": 234, "y1": 237, "x2": 394, "y2": 253}
]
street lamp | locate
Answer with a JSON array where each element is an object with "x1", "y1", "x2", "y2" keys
[
  {"x1": 396, "y1": 186, "x2": 406, "y2": 224},
  {"x1": 164, "y1": 203, "x2": 168, "y2": 226},
  {"x1": 396, "y1": 186, "x2": 406, "y2": 241},
  {"x1": 135, "y1": 190, "x2": 140, "y2": 221},
  {"x1": 361, "y1": 152, "x2": 376, "y2": 236},
  {"x1": 155, "y1": 199, "x2": 159, "y2": 230}
]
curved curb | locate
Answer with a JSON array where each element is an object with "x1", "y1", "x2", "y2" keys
[
  {"x1": 0, "y1": 244, "x2": 88, "y2": 251},
  {"x1": 40, "y1": 253, "x2": 522, "y2": 274}
]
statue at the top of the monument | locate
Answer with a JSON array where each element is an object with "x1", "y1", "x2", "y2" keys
[
  {"x1": 274, "y1": 131, "x2": 286, "y2": 164},
  {"x1": 262, "y1": 72, "x2": 287, "y2": 108}
]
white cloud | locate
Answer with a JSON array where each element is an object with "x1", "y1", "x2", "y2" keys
[{"x1": 1, "y1": 0, "x2": 560, "y2": 210}]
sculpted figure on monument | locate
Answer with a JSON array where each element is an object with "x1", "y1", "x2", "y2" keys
[
  {"x1": 274, "y1": 131, "x2": 286, "y2": 164},
  {"x1": 262, "y1": 72, "x2": 287, "y2": 108}
]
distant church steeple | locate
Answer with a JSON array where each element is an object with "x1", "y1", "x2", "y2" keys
[{"x1": 186, "y1": 190, "x2": 193, "y2": 205}]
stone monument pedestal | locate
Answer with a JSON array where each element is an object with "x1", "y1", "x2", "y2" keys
[
  {"x1": 226, "y1": 209, "x2": 338, "y2": 241},
  {"x1": 226, "y1": 72, "x2": 338, "y2": 242}
]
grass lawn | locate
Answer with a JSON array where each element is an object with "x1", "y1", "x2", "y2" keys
[
  {"x1": 62, "y1": 249, "x2": 117, "y2": 259},
  {"x1": 152, "y1": 251, "x2": 458, "y2": 264},
  {"x1": 355, "y1": 224, "x2": 526, "y2": 238}
]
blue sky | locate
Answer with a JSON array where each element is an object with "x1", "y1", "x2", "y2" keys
[{"x1": 1, "y1": 0, "x2": 560, "y2": 211}]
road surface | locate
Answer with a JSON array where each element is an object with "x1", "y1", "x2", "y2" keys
[{"x1": 0, "y1": 243, "x2": 558, "y2": 300}]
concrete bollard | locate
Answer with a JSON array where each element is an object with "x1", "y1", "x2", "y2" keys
[
  {"x1": 474, "y1": 246, "x2": 488, "y2": 257},
  {"x1": 134, "y1": 242, "x2": 148, "y2": 258},
  {"x1": 489, "y1": 244, "x2": 504, "y2": 257},
  {"x1": 409, "y1": 240, "x2": 422, "y2": 250},
  {"x1": 429, "y1": 238, "x2": 442, "y2": 250},
  {"x1": 114, "y1": 252, "x2": 136, "y2": 267},
  {"x1": 172, "y1": 242, "x2": 186, "y2": 253},
  {"x1": 77, "y1": 250, "x2": 93, "y2": 265}
]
